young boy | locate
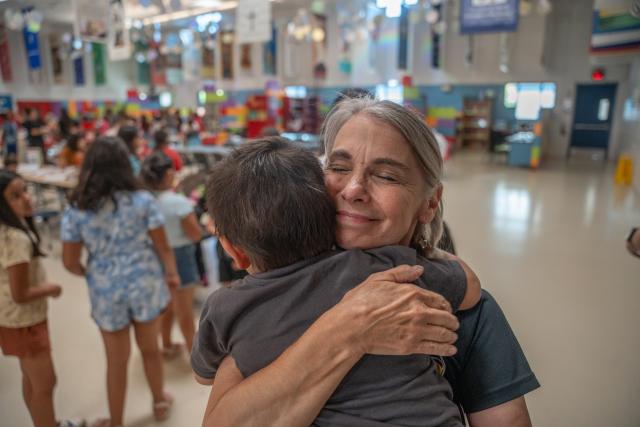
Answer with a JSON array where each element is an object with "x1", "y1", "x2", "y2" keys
[{"x1": 191, "y1": 137, "x2": 481, "y2": 426}]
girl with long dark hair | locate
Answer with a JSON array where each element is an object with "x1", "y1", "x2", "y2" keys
[
  {"x1": 0, "y1": 170, "x2": 83, "y2": 427},
  {"x1": 61, "y1": 137, "x2": 179, "y2": 427}
]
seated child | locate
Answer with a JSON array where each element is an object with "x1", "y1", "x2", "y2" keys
[{"x1": 191, "y1": 137, "x2": 481, "y2": 427}]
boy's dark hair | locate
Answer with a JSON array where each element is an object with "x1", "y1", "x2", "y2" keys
[
  {"x1": 141, "y1": 151, "x2": 173, "y2": 190},
  {"x1": 206, "y1": 136, "x2": 335, "y2": 271},
  {"x1": 70, "y1": 136, "x2": 139, "y2": 211},
  {"x1": 117, "y1": 124, "x2": 138, "y2": 155},
  {"x1": 154, "y1": 129, "x2": 169, "y2": 149},
  {"x1": 0, "y1": 170, "x2": 43, "y2": 256}
]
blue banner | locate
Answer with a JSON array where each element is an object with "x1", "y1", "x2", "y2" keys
[
  {"x1": 22, "y1": 27, "x2": 41, "y2": 70},
  {"x1": 74, "y1": 56, "x2": 85, "y2": 85},
  {"x1": 460, "y1": 0, "x2": 519, "y2": 34},
  {"x1": 398, "y1": 5, "x2": 409, "y2": 70}
]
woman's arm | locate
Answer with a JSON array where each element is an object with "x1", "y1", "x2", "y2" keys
[
  {"x1": 8, "y1": 263, "x2": 61, "y2": 303},
  {"x1": 148, "y1": 226, "x2": 180, "y2": 289},
  {"x1": 180, "y1": 213, "x2": 202, "y2": 243},
  {"x1": 199, "y1": 265, "x2": 460, "y2": 427},
  {"x1": 62, "y1": 241, "x2": 86, "y2": 276},
  {"x1": 468, "y1": 397, "x2": 533, "y2": 427}
]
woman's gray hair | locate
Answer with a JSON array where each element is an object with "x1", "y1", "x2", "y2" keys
[{"x1": 321, "y1": 97, "x2": 444, "y2": 257}]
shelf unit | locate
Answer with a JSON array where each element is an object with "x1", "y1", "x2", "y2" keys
[{"x1": 459, "y1": 98, "x2": 493, "y2": 147}]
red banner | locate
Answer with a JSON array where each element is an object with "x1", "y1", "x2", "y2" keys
[{"x1": 0, "y1": 24, "x2": 12, "y2": 82}]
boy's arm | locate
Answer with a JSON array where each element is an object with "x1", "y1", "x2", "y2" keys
[{"x1": 431, "y1": 248, "x2": 481, "y2": 310}]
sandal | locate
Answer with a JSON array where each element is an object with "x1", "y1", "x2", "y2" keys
[
  {"x1": 162, "y1": 343, "x2": 183, "y2": 360},
  {"x1": 88, "y1": 419, "x2": 111, "y2": 427},
  {"x1": 153, "y1": 391, "x2": 174, "y2": 422}
]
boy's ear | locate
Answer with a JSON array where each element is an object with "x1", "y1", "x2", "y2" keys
[{"x1": 219, "y1": 236, "x2": 252, "y2": 270}]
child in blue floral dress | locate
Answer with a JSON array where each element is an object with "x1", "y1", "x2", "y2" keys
[{"x1": 61, "y1": 137, "x2": 179, "y2": 427}]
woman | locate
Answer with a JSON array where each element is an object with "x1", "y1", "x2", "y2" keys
[{"x1": 203, "y1": 99, "x2": 539, "y2": 426}]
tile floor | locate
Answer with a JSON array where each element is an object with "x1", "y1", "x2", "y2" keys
[{"x1": 1, "y1": 150, "x2": 638, "y2": 427}]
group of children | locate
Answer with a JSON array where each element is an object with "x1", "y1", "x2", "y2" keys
[{"x1": 0, "y1": 135, "x2": 203, "y2": 427}]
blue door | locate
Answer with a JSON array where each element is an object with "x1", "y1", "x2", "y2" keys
[{"x1": 568, "y1": 83, "x2": 617, "y2": 159}]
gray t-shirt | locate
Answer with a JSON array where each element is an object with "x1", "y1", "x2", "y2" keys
[{"x1": 192, "y1": 245, "x2": 467, "y2": 427}]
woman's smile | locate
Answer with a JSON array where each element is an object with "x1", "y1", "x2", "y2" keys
[{"x1": 336, "y1": 210, "x2": 378, "y2": 224}]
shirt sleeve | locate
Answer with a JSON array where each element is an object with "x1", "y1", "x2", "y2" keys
[
  {"x1": 143, "y1": 193, "x2": 165, "y2": 230},
  {"x1": 190, "y1": 292, "x2": 229, "y2": 380},
  {"x1": 175, "y1": 194, "x2": 193, "y2": 219},
  {"x1": 417, "y1": 258, "x2": 467, "y2": 312},
  {"x1": 60, "y1": 208, "x2": 82, "y2": 242},
  {"x1": 444, "y1": 290, "x2": 540, "y2": 413},
  {"x1": 0, "y1": 229, "x2": 31, "y2": 269}
]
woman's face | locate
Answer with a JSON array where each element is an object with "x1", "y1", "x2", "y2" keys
[
  {"x1": 325, "y1": 114, "x2": 434, "y2": 250},
  {"x1": 3, "y1": 178, "x2": 33, "y2": 219}
]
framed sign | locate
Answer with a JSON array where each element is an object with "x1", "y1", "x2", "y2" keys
[{"x1": 460, "y1": 0, "x2": 519, "y2": 34}]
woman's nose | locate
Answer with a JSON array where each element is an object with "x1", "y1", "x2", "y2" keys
[{"x1": 341, "y1": 176, "x2": 370, "y2": 203}]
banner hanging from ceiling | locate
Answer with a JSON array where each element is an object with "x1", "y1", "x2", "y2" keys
[
  {"x1": 460, "y1": 0, "x2": 519, "y2": 34},
  {"x1": 201, "y1": 37, "x2": 216, "y2": 79},
  {"x1": 220, "y1": 30, "x2": 234, "y2": 80},
  {"x1": 73, "y1": 54, "x2": 85, "y2": 86},
  {"x1": 92, "y1": 42, "x2": 107, "y2": 85},
  {"x1": 49, "y1": 34, "x2": 65, "y2": 85},
  {"x1": 236, "y1": 0, "x2": 272, "y2": 44},
  {"x1": 74, "y1": 0, "x2": 109, "y2": 43},
  {"x1": 0, "y1": 24, "x2": 12, "y2": 82},
  {"x1": 108, "y1": 0, "x2": 131, "y2": 60},
  {"x1": 263, "y1": 25, "x2": 277, "y2": 76}
]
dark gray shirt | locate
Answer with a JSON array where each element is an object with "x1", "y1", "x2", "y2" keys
[{"x1": 192, "y1": 245, "x2": 467, "y2": 426}]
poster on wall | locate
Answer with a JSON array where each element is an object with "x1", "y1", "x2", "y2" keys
[
  {"x1": 236, "y1": 0, "x2": 272, "y2": 44},
  {"x1": 0, "y1": 24, "x2": 12, "y2": 82},
  {"x1": 263, "y1": 26, "x2": 276, "y2": 76},
  {"x1": 108, "y1": 0, "x2": 131, "y2": 60},
  {"x1": 460, "y1": 0, "x2": 519, "y2": 34},
  {"x1": 220, "y1": 30, "x2": 234, "y2": 80},
  {"x1": 49, "y1": 34, "x2": 65, "y2": 85},
  {"x1": 92, "y1": 42, "x2": 107, "y2": 85},
  {"x1": 590, "y1": 0, "x2": 640, "y2": 54}
]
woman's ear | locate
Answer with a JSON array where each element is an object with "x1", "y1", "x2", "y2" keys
[
  {"x1": 417, "y1": 184, "x2": 443, "y2": 224},
  {"x1": 219, "y1": 236, "x2": 252, "y2": 270}
]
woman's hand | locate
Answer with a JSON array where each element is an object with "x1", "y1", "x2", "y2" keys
[{"x1": 333, "y1": 264, "x2": 460, "y2": 357}]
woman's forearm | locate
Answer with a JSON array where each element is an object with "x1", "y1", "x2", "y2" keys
[{"x1": 205, "y1": 307, "x2": 364, "y2": 427}]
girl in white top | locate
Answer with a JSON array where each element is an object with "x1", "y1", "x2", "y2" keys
[
  {"x1": 141, "y1": 152, "x2": 202, "y2": 355},
  {"x1": 0, "y1": 170, "x2": 82, "y2": 427}
]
